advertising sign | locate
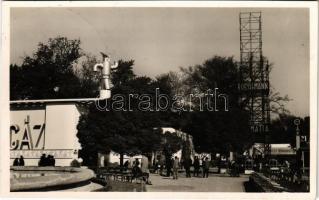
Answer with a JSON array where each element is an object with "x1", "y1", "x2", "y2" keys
[{"x1": 10, "y1": 109, "x2": 46, "y2": 150}]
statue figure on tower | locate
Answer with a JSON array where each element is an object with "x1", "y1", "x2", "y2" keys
[{"x1": 94, "y1": 52, "x2": 118, "y2": 99}]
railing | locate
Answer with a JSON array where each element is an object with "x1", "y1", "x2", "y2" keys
[
  {"x1": 262, "y1": 166, "x2": 309, "y2": 192},
  {"x1": 96, "y1": 167, "x2": 148, "y2": 184}
]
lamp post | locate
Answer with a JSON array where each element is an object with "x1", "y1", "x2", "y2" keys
[
  {"x1": 294, "y1": 118, "x2": 304, "y2": 174},
  {"x1": 294, "y1": 119, "x2": 300, "y2": 150}
]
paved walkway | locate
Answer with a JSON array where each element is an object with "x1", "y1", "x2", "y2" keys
[
  {"x1": 146, "y1": 173, "x2": 249, "y2": 192},
  {"x1": 60, "y1": 182, "x2": 104, "y2": 192}
]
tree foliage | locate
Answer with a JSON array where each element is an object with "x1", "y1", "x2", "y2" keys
[
  {"x1": 11, "y1": 36, "x2": 300, "y2": 166},
  {"x1": 270, "y1": 114, "x2": 310, "y2": 147},
  {"x1": 179, "y1": 56, "x2": 252, "y2": 154},
  {"x1": 10, "y1": 37, "x2": 87, "y2": 100}
]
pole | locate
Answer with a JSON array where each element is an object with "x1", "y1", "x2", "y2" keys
[
  {"x1": 294, "y1": 119, "x2": 301, "y2": 150},
  {"x1": 301, "y1": 151, "x2": 305, "y2": 174}
]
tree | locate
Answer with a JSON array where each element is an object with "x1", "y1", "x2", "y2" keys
[
  {"x1": 10, "y1": 36, "x2": 86, "y2": 100},
  {"x1": 162, "y1": 131, "x2": 183, "y2": 165},
  {"x1": 77, "y1": 60, "x2": 163, "y2": 166},
  {"x1": 73, "y1": 54, "x2": 100, "y2": 98},
  {"x1": 270, "y1": 114, "x2": 310, "y2": 147},
  {"x1": 180, "y1": 56, "x2": 252, "y2": 155},
  {"x1": 178, "y1": 56, "x2": 293, "y2": 155},
  {"x1": 181, "y1": 137, "x2": 192, "y2": 161},
  {"x1": 154, "y1": 73, "x2": 188, "y2": 129}
]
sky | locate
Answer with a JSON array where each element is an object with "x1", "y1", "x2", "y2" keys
[{"x1": 10, "y1": 7, "x2": 310, "y2": 117}]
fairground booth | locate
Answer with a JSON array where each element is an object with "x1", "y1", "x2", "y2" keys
[{"x1": 10, "y1": 99, "x2": 92, "y2": 166}]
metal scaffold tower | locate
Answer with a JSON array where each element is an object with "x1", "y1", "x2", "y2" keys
[{"x1": 239, "y1": 12, "x2": 271, "y2": 157}]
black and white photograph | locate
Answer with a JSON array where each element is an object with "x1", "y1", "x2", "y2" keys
[{"x1": 1, "y1": 1, "x2": 317, "y2": 198}]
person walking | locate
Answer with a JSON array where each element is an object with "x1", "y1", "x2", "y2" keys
[
  {"x1": 203, "y1": 157, "x2": 210, "y2": 178},
  {"x1": 166, "y1": 156, "x2": 173, "y2": 177},
  {"x1": 173, "y1": 156, "x2": 179, "y2": 179},
  {"x1": 132, "y1": 160, "x2": 142, "y2": 181},
  {"x1": 123, "y1": 160, "x2": 129, "y2": 170},
  {"x1": 141, "y1": 155, "x2": 152, "y2": 185},
  {"x1": 159, "y1": 155, "x2": 165, "y2": 176},
  {"x1": 154, "y1": 159, "x2": 160, "y2": 174},
  {"x1": 193, "y1": 156, "x2": 200, "y2": 177},
  {"x1": 184, "y1": 157, "x2": 192, "y2": 178}
]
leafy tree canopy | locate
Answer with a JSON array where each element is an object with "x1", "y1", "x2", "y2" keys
[
  {"x1": 10, "y1": 37, "x2": 87, "y2": 100},
  {"x1": 270, "y1": 114, "x2": 309, "y2": 147}
]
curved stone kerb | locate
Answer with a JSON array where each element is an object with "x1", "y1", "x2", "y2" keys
[{"x1": 10, "y1": 166, "x2": 94, "y2": 191}]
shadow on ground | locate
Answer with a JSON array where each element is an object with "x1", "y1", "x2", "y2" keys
[
  {"x1": 94, "y1": 180, "x2": 146, "y2": 192},
  {"x1": 243, "y1": 181, "x2": 261, "y2": 192}
]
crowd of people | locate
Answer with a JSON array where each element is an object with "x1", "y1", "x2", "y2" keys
[
  {"x1": 13, "y1": 156, "x2": 25, "y2": 166},
  {"x1": 123, "y1": 155, "x2": 152, "y2": 185},
  {"x1": 117, "y1": 155, "x2": 213, "y2": 183},
  {"x1": 153, "y1": 156, "x2": 212, "y2": 179},
  {"x1": 38, "y1": 154, "x2": 56, "y2": 166},
  {"x1": 13, "y1": 154, "x2": 56, "y2": 167}
]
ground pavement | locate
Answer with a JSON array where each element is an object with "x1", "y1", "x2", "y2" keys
[
  {"x1": 60, "y1": 182, "x2": 104, "y2": 192},
  {"x1": 146, "y1": 173, "x2": 249, "y2": 192}
]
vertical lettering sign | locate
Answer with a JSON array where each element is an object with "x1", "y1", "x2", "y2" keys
[{"x1": 10, "y1": 110, "x2": 45, "y2": 150}]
